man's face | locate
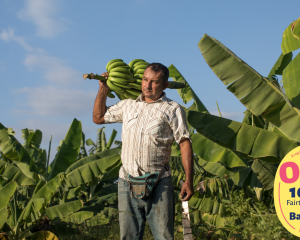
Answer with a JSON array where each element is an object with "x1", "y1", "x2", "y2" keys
[{"x1": 142, "y1": 67, "x2": 167, "y2": 101}]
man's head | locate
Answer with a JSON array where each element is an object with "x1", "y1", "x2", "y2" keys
[{"x1": 142, "y1": 63, "x2": 169, "y2": 103}]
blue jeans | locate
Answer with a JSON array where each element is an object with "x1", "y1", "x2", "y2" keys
[{"x1": 118, "y1": 176, "x2": 175, "y2": 240}]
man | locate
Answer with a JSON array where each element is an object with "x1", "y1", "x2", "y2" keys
[{"x1": 93, "y1": 63, "x2": 194, "y2": 240}]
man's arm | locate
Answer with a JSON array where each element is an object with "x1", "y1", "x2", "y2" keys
[
  {"x1": 179, "y1": 138, "x2": 194, "y2": 201},
  {"x1": 93, "y1": 73, "x2": 109, "y2": 125}
]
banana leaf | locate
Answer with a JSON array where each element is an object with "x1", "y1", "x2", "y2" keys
[
  {"x1": 198, "y1": 34, "x2": 300, "y2": 142},
  {"x1": 45, "y1": 200, "x2": 83, "y2": 221},
  {"x1": 21, "y1": 129, "x2": 42, "y2": 149},
  {"x1": 251, "y1": 160, "x2": 276, "y2": 190},
  {"x1": 64, "y1": 147, "x2": 121, "y2": 174},
  {"x1": 96, "y1": 128, "x2": 106, "y2": 153},
  {"x1": 105, "y1": 129, "x2": 117, "y2": 149},
  {"x1": 48, "y1": 119, "x2": 82, "y2": 180},
  {"x1": 0, "y1": 123, "x2": 39, "y2": 180},
  {"x1": 267, "y1": 52, "x2": 292, "y2": 81},
  {"x1": 25, "y1": 231, "x2": 58, "y2": 240},
  {"x1": 32, "y1": 175, "x2": 61, "y2": 203},
  {"x1": 0, "y1": 181, "x2": 17, "y2": 209},
  {"x1": 79, "y1": 132, "x2": 88, "y2": 158},
  {"x1": 18, "y1": 198, "x2": 45, "y2": 223},
  {"x1": 65, "y1": 154, "x2": 121, "y2": 188},
  {"x1": 168, "y1": 64, "x2": 208, "y2": 113},
  {"x1": 62, "y1": 211, "x2": 93, "y2": 224},
  {"x1": 0, "y1": 207, "x2": 8, "y2": 228},
  {"x1": 293, "y1": 18, "x2": 300, "y2": 39},
  {"x1": 282, "y1": 52, "x2": 300, "y2": 109},
  {"x1": 0, "y1": 160, "x2": 36, "y2": 186},
  {"x1": 191, "y1": 133, "x2": 247, "y2": 168},
  {"x1": 85, "y1": 214, "x2": 110, "y2": 226},
  {"x1": 281, "y1": 22, "x2": 300, "y2": 54},
  {"x1": 188, "y1": 109, "x2": 298, "y2": 164}
]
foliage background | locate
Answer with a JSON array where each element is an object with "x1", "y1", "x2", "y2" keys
[{"x1": 1, "y1": 0, "x2": 300, "y2": 162}]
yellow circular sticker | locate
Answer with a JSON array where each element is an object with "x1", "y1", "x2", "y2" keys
[{"x1": 274, "y1": 146, "x2": 300, "y2": 237}]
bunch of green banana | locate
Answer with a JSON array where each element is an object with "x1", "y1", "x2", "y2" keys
[
  {"x1": 128, "y1": 59, "x2": 149, "y2": 84},
  {"x1": 105, "y1": 59, "x2": 139, "y2": 99},
  {"x1": 83, "y1": 58, "x2": 186, "y2": 101}
]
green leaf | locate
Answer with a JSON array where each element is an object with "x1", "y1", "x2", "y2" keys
[
  {"x1": 0, "y1": 207, "x2": 8, "y2": 229},
  {"x1": 188, "y1": 111, "x2": 298, "y2": 163},
  {"x1": 105, "y1": 129, "x2": 117, "y2": 149},
  {"x1": 267, "y1": 53, "x2": 292, "y2": 80},
  {"x1": 18, "y1": 198, "x2": 45, "y2": 223},
  {"x1": 0, "y1": 181, "x2": 17, "y2": 209},
  {"x1": 45, "y1": 200, "x2": 83, "y2": 221},
  {"x1": 168, "y1": 64, "x2": 209, "y2": 113},
  {"x1": 32, "y1": 175, "x2": 61, "y2": 203},
  {"x1": 292, "y1": 18, "x2": 300, "y2": 39},
  {"x1": 0, "y1": 160, "x2": 36, "y2": 186},
  {"x1": 251, "y1": 160, "x2": 276, "y2": 190},
  {"x1": 65, "y1": 154, "x2": 121, "y2": 187},
  {"x1": 62, "y1": 211, "x2": 93, "y2": 224},
  {"x1": 25, "y1": 231, "x2": 58, "y2": 240},
  {"x1": 0, "y1": 123, "x2": 39, "y2": 180},
  {"x1": 281, "y1": 22, "x2": 300, "y2": 54},
  {"x1": 283, "y1": 52, "x2": 300, "y2": 109},
  {"x1": 86, "y1": 138, "x2": 95, "y2": 146},
  {"x1": 198, "y1": 34, "x2": 300, "y2": 142},
  {"x1": 85, "y1": 214, "x2": 110, "y2": 226},
  {"x1": 65, "y1": 147, "x2": 121, "y2": 174},
  {"x1": 191, "y1": 133, "x2": 247, "y2": 168},
  {"x1": 48, "y1": 119, "x2": 82, "y2": 180}
]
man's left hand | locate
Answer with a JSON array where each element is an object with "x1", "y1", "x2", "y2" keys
[{"x1": 180, "y1": 180, "x2": 194, "y2": 201}]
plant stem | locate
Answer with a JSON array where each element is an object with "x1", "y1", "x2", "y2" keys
[{"x1": 46, "y1": 135, "x2": 52, "y2": 181}]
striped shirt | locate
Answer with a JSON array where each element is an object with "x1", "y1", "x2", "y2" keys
[{"x1": 104, "y1": 92, "x2": 191, "y2": 179}]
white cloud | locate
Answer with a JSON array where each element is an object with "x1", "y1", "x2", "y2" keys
[
  {"x1": 14, "y1": 86, "x2": 97, "y2": 117},
  {"x1": 211, "y1": 111, "x2": 245, "y2": 122},
  {"x1": 23, "y1": 50, "x2": 81, "y2": 85},
  {"x1": 0, "y1": 28, "x2": 33, "y2": 51},
  {"x1": 17, "y1": 0, "x2": 66, "y2": 38}
]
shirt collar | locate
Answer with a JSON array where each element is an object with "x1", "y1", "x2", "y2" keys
[{"x1": 136, "y1": 92, "x2": 167, "y2": 103}]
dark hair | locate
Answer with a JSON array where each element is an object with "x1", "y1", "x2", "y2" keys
[{"x1": 145, "y1": 63, "x2": 169, "y2": 84}]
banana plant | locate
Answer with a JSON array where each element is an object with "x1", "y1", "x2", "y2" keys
[
  {"x1": 198, "y1": 34, "x2": 300, "y2": 143},
  {"x1": 86, "y1": 127, "x2": 117, "y2": 155}
]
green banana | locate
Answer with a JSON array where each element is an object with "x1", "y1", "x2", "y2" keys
[
  {"x1": 133, "y1": 64, "x2": 149, "y2": 72},
  {"x1": 133, "y1": 61, "x2": 149, "y2": 67},
  {"x1": 109, "y1": 67, "x2": 130, "y2": 75},
  {"x1": 127, "y1": 76, "x2": 136, "y2": 83},
  {"x1": 115, "y1": 92, "x2": 127, "y2": 100},
  {"x1": 134, "y1": 74, "x2": 143, "y2": 79},
  {"x1": 124, "y1": 91, "x2": 137, "y2": 100},
  {"x1": 107, "y1": 80, "x2": 125, "y2": 93},
  {"x1": 107, "y1": 90, "x2": 115, "y2": 98},
  {"x1": 109, "y1": 72, "x2": 129, "y2": 79},
  {"x1": 135, "y1": 69, "x2": 146, "y2": 74},
  {"x1": 127, "y1": 88, "x2": 142, "y2": 97},
  {"x1": 107, "y1": 76, "x2": 128, "y2": 85},
  {"x1": 128, "y1": 59, "x2": 145, "y2": 68},
  {"x1": 108, "y1": 62, "x2": 128, "y2": 72},
  {"x1": 106, "y1": 59, "x2": 123, "y2": 71},
  {"x1": 128, "y1": 82, "x2": 142, "y2": 90},
  {"x1": 136, "y1": 79, "x2": 142, "y2": 84},
  {"x1": 113, "y1": 81, "x2": 132, "y2": 89}
]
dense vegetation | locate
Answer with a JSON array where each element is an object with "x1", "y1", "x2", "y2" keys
[{"x1": 1, "y1": 18, "x2": 300, "y2": 239}]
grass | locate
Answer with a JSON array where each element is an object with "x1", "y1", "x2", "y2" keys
[{"x1": 59, "y1": 220, "x2": 187, "y2": 240}]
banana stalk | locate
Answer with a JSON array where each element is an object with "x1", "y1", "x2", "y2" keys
[{"x1": 83, "y1": 73, "x2": 186, "y2": 89}]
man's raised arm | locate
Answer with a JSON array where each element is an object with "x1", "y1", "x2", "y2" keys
[{"x1": 93, "y1": 72, "x2": 109, "y2": 125}]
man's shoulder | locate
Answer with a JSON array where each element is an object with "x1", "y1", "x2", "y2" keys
[{"x1": 165, "y1": 97, "x2": 182, "y2": 110}]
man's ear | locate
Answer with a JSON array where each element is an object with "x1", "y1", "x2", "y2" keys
[{"x1": 163, "y1": 81, "x2": 169, "y2": 90}]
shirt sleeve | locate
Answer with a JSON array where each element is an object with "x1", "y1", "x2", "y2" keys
[
  {"x1": 104, "y1": 99, "x2": 128, "y2": 123},
  {"x1": 170, "y1": 105, "x2": 192, "y2": 144}
]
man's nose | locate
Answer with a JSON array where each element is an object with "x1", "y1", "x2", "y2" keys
[{"x1": 145, "y1": 81, "x2": 152, "y2": 89}]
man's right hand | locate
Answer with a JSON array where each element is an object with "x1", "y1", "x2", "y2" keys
[{"x1": 99, "y1": 72, "x2": 109, "y2": 92}]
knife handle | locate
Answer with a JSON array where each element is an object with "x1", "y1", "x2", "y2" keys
[{"x1": 179, "y1": 180, "x2": 187, "y2": 199}]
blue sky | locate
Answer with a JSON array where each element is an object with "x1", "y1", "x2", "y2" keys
[{"x1": 0, "y1": 0, "x2": 299, "y2": 161}]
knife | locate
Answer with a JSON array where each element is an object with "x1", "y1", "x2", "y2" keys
[{"x1": 180, "y1": 180, "x2": 193, "y2": 240}]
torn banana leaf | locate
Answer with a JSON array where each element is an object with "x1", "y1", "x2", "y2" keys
[
  {"x1": 281, "y1": 21, "x2": 300, "y2": 54},
  {"x1": 198, "y1": 34, "x2": 300, "y2": 142},
  {"x1": 188, "y1": 111, "x2": 297, "y2": 164}
]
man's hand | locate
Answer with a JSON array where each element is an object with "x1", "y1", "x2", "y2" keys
[
  {"x1": 179, "y1": 138, "x2": 194, "y2": 201},
  {"x1": 180, "y1": 180, "x2": 194, "y2": 201},
  {"x1": 99, "y1": 72, "x2": 109, "y2": 92}
]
